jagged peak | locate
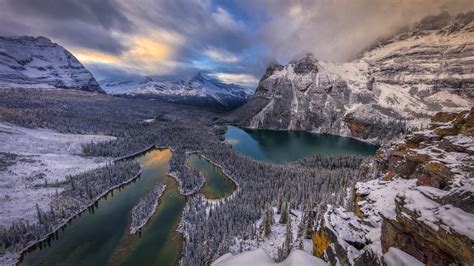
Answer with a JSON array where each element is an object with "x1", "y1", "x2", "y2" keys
[
  {"x1": 412, "y1": 11, "x2": 451, "y2": 32},
  {"x1": 0, "y1": 35, "x2": 54, "y2": 46},
  {"x1": 191, "y1": 72, "x2": 206, "y2": 82},
  {"x1": 289, "y1": 52, "x2": 318, "y2": 64},
  {"x1": 266, "y1": 58, "x2": 282, "y2": 68}
]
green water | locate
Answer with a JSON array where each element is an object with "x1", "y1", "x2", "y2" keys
[
  {"x1": 187, "y1": 154, "x2": 237, "y2": 199},
  {"x1": 20, "y1": 148, "x2": 238, "y2": 265},
  {"x1": 224, "y1": 126, "x2": 378, "y2": 164},
  {"x1": 20, "y1": 149, "x2": 185, "y2": 266}
]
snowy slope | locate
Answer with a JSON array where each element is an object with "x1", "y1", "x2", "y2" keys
[
  {"x1": 101, "y1": 73, "x2": 254, "y2": 109},
  {"x1": 99, "y1": 76, "x2": 153, "y2": 95},
  {"x1": 212, "y1": 249, "x2": 328, "y2": 266},
  {"x1": 0, "y1": 123, "x2": 114, "y2": 227},
  {"x1": 230, "y1": 12, "x2": 474, "y2": 143},
  {"x1": 0, "y1": 36, "x2": 103, "y2": 93}
]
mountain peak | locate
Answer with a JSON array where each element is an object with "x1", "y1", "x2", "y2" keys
[
  {"x1": 191, "y1": 72, "x2": 206, "y2": 82},
  {"x1": 412, "y1": 11, "x2": 451, "y2": 31},
  {"x1": 290, "y1": 52, "x2": 317, "y2": 64},
  {"x1": 290, "y1": 52, "x2": 319, "y2": 74},
  {"x1": 0, "y1": 35, "x2": 104, "y2": 93}
]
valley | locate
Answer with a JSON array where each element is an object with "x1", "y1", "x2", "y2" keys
[{"x1": 0, "y1": 6, "x2": 473, "y2": 266}]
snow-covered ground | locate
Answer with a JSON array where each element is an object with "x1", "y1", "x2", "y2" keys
[
  {"x1": 228, "y1": 207, "x2": 313, "y2": 262},
  {"x1": 213, "y1": 249, "x2": 328, "y2": 266},
  {"x1": 355, "y1": 178, "x2": 417, "y2": 257},
  {"x1": 0, "y1": 123, "x2": 115, "y2": 227},
  {"x1": 383, "y1": 247, "x2": 424, "y2": 266}
]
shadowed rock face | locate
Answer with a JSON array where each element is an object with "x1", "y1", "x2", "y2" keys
[
  {"x1": 0, "y1": 36, "x2": 104, "y2": 93},
  {"x1": 231, "y1": 12, "x2": 474, "y2": 143}
]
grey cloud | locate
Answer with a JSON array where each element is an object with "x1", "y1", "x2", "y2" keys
[
  {"x1": 122, "y1": 0, "x2": 254, "y2": 60},
  {"x1": 0, "y1": 0, "x2": 132, "y2": 54},
  {"x1": 238, "y1": 0, "x2": 474, "y2": 63},
  {"x1": 4, "y1": 0, "x2": 132, "y2": 32}
]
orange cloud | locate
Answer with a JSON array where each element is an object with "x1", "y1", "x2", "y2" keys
[
  {"x1": 126, "y1": 37, "x2": 171, "y2": 62},
  {"x1": 73, "y1": 50, "x2": 120, "y2": 64}
]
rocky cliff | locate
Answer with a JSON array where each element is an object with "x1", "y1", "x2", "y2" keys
[
  {"x1": 229, "y1": 12, "x2": 474, "y2": 143},
  {"x1": 312, "y1": 108, "x2": 474, "y2": 265},
  {"x1": 0, "y1": 36, "x2": 103, "y2": 93}
]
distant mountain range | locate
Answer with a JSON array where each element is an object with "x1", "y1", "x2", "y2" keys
[
  {"x1": 100, "y1": 73, "x2": 254, "y2": 109},
  {"x1": 0, "y1": 35, "x2": 253, "y2": 109},
  {"x1": 228, "y1": 11, "x2": 474, "y2": 143},
  {"x1": 0, "y1": 36, "x2": 103, "y2": 93}
]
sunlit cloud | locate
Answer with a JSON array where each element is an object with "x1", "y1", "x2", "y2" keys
[
  {"x1": 209, "y1": 73, "x2": 259, "y2": 88},
  {"x1": 204, "y1": 47, "x2": 239, "y2": 63},
  {"x1": 73, "y1": 50, "x2": 121, "y2": 64}
]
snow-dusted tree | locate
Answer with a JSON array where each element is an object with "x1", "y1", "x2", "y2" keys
[
  {"x1": 297, "y1": 238, "x2": 304, "y2": 250},
  {"x1": 203, "y1": 225, "x2": 212, "y2": 266},
  {"x1": 216, "y1": 234, "x2": 229, "y2": 258},
  {"x1": 261, "y1": 206, "x2": 272, "y2": 239},
  {"x1": 276, "y1": 193, "x2": 283, "y2": 214},
  {"x1": 279, "y1": 203, "x2": 288, "y2": 224}
]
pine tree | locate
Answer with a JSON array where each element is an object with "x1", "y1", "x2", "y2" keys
[
  {"x1": 287, "y1": 214, "x2": 293, "y2": 245},
  {"x1": 297, "y1": 238, "x2": 304, "y2": 250},
  {"x1": 276, "y1": 194, "x2": 283, "y2": 214},
  {"x1": 203, "y1": 225, "x2": 212, "y2": 266},
  {"x1": 35, "y1": 204, "x2": 43, "y2": 224},
  {"x1": 217, "y1": 235, "x2": 229, "y2": 257},
  {"x1": 298, "y1": 210, "x2": 307, "y2": 238},
  {"x1": 261, "y1": 206, "x2": 272, "y2": 239},
  {"x1": 279, "y1": 203, "x2": 288, "y2": 224},
  {"x1": 304, "y1": 209, "x2": 314, "y2": 239}
]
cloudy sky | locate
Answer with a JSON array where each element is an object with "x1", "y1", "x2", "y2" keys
[{"x1": 0, "y1": 0, "x2": 472, "y2": 88}]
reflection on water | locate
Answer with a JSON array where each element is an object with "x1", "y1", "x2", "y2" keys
[
  {"x1": 225, "y1": 126, "x2": 377, "y2": 164},
  {"x1": 20, "y1": 149, "x2": 183, "y2": 266}
]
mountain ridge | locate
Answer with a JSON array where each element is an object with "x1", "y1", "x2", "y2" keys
[
  {"x1": 228, "y1": 11, "x2": 474, "y2": 143},
  {"x1": 100, "y1": 73, "x2": 254, "y2": 109},
  {"x1": 0, "y1": 36, "x2": 103, "y2": 93}
]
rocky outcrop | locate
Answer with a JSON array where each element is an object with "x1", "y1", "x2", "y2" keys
[
  {"x1": 313, "y1": 108, "x2": 474, "y2": 265},
  {"x1": 381, "y1": 188, "x2": 474, "y2": 265},
  {"x1": 230, "y1": 12, "x2": 474, "y2": 143},
  {"x1": 312, "y1": 206, "x2": 380, "y2": 265},
  {"x1": 0, "y1": 36, "x2": 103, "y2": 93},
  {"x1": 375, "y1": 108, "x2": 474, "y2": 265}
]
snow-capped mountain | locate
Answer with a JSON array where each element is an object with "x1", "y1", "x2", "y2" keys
[
  {"x1": 99, "y1": 76, "x2": 154, "y2": 95},
  {"x1": 229, "y1": 12, "x2": 474, "y2": 143},
  {"x1": 101, "y1": 73, "x2": 254, "y2": 109},
  {"x1": 0, "y1": 36, "x2": 103, "y2": 93}
]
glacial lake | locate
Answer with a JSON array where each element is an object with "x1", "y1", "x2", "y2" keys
[
  {"x1": 20, "y1": 149, "x2": 236, "y2": 266},
  {"x1": 224, "y1": 126, "x2": 378, "y2": 164}
]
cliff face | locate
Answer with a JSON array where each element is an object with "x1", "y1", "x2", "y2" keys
[
  {"x1": 312, "y1": 108, "x2": 474, "y2": 265},
  {"x1": 230, "y1": 12, "x2": 474, "y2": 143},
  {"x1": 0, "y1": 36, "x2": 103, "y2": 93}
]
